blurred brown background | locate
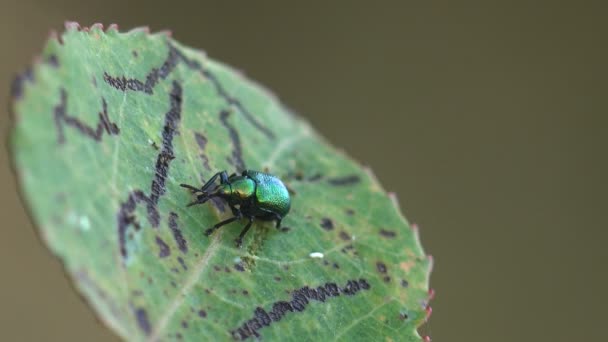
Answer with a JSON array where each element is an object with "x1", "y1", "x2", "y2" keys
[{"x1": 1, "y1": 1, "x2": 606, "y2": 341}]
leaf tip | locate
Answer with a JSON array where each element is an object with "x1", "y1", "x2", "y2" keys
[
  {"x1": 128, "y1": 26, "x2": 151, "y2": 34},
  {"x1": 107, "y1": 23, "x2": 120, "y2": 32},
  {"x1": 64, "y1": 21, "x2": 81, "y2": 31}
]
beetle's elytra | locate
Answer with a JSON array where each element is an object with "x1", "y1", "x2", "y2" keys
[{"x1": 180, "y1": 170, "x2": 291, "y2": 247}]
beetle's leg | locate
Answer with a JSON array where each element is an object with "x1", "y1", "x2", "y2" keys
[
  {"x1": 259, "y1": 208, "x2": 284, "y2": 229},
  {"x1": 204, "y1": 214, "x2": 241, "y2": 236},
  {"x1": 235, "y1": 217, "x2": 254, "y2": 248}
]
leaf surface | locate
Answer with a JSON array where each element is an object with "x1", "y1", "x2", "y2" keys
[{"x1": 10, "y1": 23, "x2": 432, "y2": 341}]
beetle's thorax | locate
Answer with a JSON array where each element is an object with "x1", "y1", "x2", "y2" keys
[{"x1": 229, "y1": 177, "x2": 257, "y2": 201}]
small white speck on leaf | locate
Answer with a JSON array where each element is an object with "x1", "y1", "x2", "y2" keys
[
  {"x1": 79, "y1": 216, "x2": 91, "y2": 231},
  {"x1": 309, "y1": 252, "x2": 324, "y2": 259}
]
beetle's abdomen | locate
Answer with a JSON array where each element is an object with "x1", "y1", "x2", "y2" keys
[{"x1": 248, "y1": 171, "x2": 291, "y2": 217}]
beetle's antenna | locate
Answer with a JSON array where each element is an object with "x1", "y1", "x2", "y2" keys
[
  {"x1": 186, "y1": 191, "x2": 221, "y2": 207},
  {"x1": 180, "y1": 183, "x2": 203, "y2": 193}
]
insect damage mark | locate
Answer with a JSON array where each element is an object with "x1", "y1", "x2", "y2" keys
[
  {"x1": 171, "y1": 46, "x2": 275, "y2": 139},
  {"x1": 219, "y1": 110, "x2": 246, "y2": 171},
  {"x1": 45, "y1": 54, "x2": 59, "y2": 67},
  {"x1": 376, "y1": 261, "x2": 388, "y2": 274},
  {"x1": 327, "y1": 175, "x2": 361, "y2": 186},
  {"x1": 230, "y1": 279, "x2": 371, "y2": 340},
  {"x1": 379, "y1": 229, "x2": 397, "y2": 238},
  {"x1": 117, "y1": 81, "x2": 182, "y2": 258},
  {"x1": 11, "y1": 67, "x2": 34, "y2": 100},
  {"x1": 104, "y1": 42, "x2": 275, "y2": 140},
  {"x1": 103, "y1": 44, "x2": 179, "y2": 94},
  {"x1": 53, "y1": 88, "x2": 120, "y2": 144},
  {"x1": 194, "y1": 132, "x2": 211, "y2": 171},
  {"x1": 155, "y1": 236, "x2": 171, "y2": 258},
  {"x1": 200, "y1": 68, "x2": 275, "y2": 140},
  {"x1": 168, "y1": 212, "x2": 188, "y2": 254},
  {"x1": 134, "y1": 307, "x2": 152, "y2": 336},
  {"x1": 320, "y1": 217, "x2": 334, "y2": 231}
]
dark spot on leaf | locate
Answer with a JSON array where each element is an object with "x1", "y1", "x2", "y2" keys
[
  {"x1": 168, "y1": 212, "x2": 188, "y2": 254},
  {"x1": 155, "y1": 235, "x2": 170, "y2": 258},
  {"x1": 181, "y1": 320, "x2": 188, "y2": 328},
  {"x1": 213, "y1": 265, "x2": 221, "y2": 272},
  {"x1": 379, "y1": 229, "x2": 397, "y2": 238},
  {"x1": 242, "y1": 290, "x2": 249, "y2": 296},
  {"x1": 376, "y1": 261, "x2": 388, "y2": 274},
  {"x1": 178, "y1": 256, "x2": 187, "y2": 271},
  {"x1": 134, "y1": 307, "x2": 151, "y2": 336},
  {"x1": 400, "y1": 311, "x2": 409, "y2": 320},
  {"x1": 401, "y1": 279, "x2": 409, "y2": 287},
  {"x1": 132, "y1": 50, "x2": 138, "y2": 57},
  {"x1": 224, "y1": 266, "x2": 231, "y2": 273},
  {"x1": 198, "y1": 309, "x2": 207, "y2": 318},
  {"x1": 383, "y1": 276, "x2": 391, "y2": 283},
  {"x1": 194, "y1": 132, "x2": 211, "y2": 171},
  {"x1": 346, "y1": 208, "x2": 355, "y2": 216},
  {"x1": 230, "y1": 279, "x2": 371, "y2": 340},
  {"x1": 320, "y1": 218, "x2": 334, "y2": 231},
  {"x1": 280, "y1": 227, "x2": 290, "y2": 232},
  {"x1": 332, "y1": 263, "x2": 340, "y2": 269},
  {"x1": 327, "y1": 175, "x2": 360, "y2": 186},
  {"x1": 53, "y1": 89, "x2": 119, "y2": 144},
  {"x1": 307, "y1": 173, "x2": 323, "y2": 182},
  {"x1": 339, "y1": 231, "x2": 351, "y2": 241},
  {"x1": 46, "y1": 54, "x2": 59, "y2": 67},
  {"x1": 234, "y1": 262, "x2": 246, "y2": 272},
  {"x1": 274, "y1": 277, "x2": 281, "y2": 282}
]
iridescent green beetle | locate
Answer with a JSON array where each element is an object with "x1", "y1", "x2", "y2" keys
[{"x1": 180, "y1": 170, "x2": 291, "y2": 247}]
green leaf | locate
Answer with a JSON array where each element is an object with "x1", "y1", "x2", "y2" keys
[{"x1": 10, "y1": 23, "x2": 432, "y2": 341}]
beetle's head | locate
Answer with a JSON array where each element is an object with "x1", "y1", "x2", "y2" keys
[{"x1": 185, "y1": 183, "x2": 232, "y2": 207}]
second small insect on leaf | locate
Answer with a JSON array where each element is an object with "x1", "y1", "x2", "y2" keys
[{"x1": 181, "y1": 170, "x2": 291, "y2": 247}]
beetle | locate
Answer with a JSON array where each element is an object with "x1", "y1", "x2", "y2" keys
[{"x1": 180, "y1": 170, "x2": 291, "y2": 247}]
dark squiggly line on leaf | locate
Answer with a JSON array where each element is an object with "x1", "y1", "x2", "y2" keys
[
  {"x1": 103, "y1": 43, "x2": 275, "y2": 140},
  {"x1": 168, "y1": 212, "x2": 188, "y2": 254},
  {"x1": 103, "y1": 45, "x2": 179, "y2": 94},
  {"x1": 230, "y1": 279, "x2": 371, "y2": 340},
  {"x1": 171, "y1": 46, "x2": 275, "y2": 140},
  {"x1": 194, "y1": 132, "x2": 211, "y2": 172},
  {"x1": 219, "y1": 110, "x2": 246, "y2": 171},
  {"x1": 117, "y1": 81, "x2": 182, "y2": 258},
  {"x1": 53, "y1": 89, "x2": 120, "y2": 144}
]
